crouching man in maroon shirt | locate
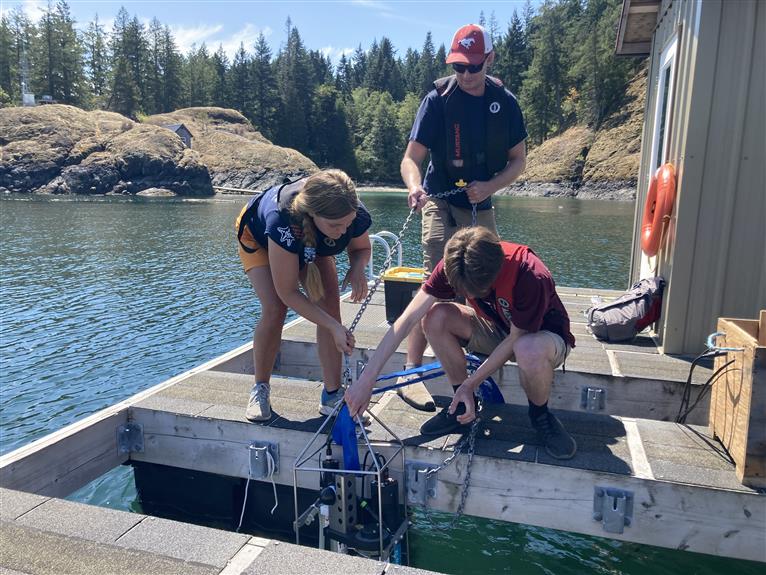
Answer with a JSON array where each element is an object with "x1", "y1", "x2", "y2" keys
[{"x1": 345, "y1": 226, "x2": 577, "y2": 459}]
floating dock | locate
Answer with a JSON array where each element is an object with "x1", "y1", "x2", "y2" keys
[{"x1": 1, "y1": 287, "x2": 764, "y2": 572}]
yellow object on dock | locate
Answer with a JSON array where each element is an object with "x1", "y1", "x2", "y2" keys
[{"x1": 381, "y1": 266, "x2": 425, "y2": 324}]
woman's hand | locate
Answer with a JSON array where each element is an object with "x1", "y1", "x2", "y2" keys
[
  {"x1": 342, "y1": 264, "x2": 368, "y2": 303},
  {"x1": 331, "y1": 322, "x2": 355, "y2": 354}
]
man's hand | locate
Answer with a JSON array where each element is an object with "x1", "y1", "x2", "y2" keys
[
  {"x1": 407, "y1": 185, "x2": 428, "y2": 211},
  {"x1": 341, "y1": 265, "x2": 368, "y2": 303},
  {"x1": 448, "y1": 381, "x2": 477, "y2": 424},
  {"x1": 345, "y1": 378, "x2": 373, "y2": 418},
  {"x1": 331, "y1": 323, "x2": 355, "y2": 354},
  {"x1": 464, "y1": 180, "x2": 495, "y2": 205}
]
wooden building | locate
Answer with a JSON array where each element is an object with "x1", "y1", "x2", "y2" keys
[
  {"x1": 617, "y1": 0, "x2": 766, "y2": 354},
  {"x1": 162, "y1": 123, "x2": 193, "y2": 149}
]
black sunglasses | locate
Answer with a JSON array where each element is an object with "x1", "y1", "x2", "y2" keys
[{"x1": 452, "y1": 57, "x2": 487, "y2": 75}]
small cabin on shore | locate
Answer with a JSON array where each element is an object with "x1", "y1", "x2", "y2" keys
[
  {"x1": 617, "y1": 0, "x2": 765, "y2": 354},
  {"x1": 162, "y1": 123, "x2": 193, "y2": 148}
]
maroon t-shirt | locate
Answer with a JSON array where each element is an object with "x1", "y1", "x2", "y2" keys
[{"x1": 422, "y1": 242, "x2": 575, "y2": 348}]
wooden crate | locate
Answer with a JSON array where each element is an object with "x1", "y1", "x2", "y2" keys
[{"x1": 709, "y1": 311, "x2": 766, "y2": 487}]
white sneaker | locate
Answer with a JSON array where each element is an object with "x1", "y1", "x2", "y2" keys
[{"x1": 246, "y1": 382, "x2": 271, "y2": 422}]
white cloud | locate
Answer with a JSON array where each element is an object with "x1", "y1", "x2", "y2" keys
[
  {"x1": 170, "y1": 23, "x2": 224, "y2": 54},
  {"x1": 172, "y1": 22, "x2": 272, "y2": 59},
  {"x1": 1, "y1": 1, "x2": 45, "y2": 23},
  {"x1": 212, "y1": 23, "x2": 272, "y2": 59},
  {"x1": 320, "y1": 45, "x2": 355, "y2": 64}
]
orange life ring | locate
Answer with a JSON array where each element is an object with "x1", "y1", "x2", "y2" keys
[{"x1": 641, "y1": 163, "x2": 676, "y2": 257}]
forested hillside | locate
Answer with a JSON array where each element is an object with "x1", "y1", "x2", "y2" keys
[{"x1": 0, "y1": 0, "x2": 643, "y2": 184}]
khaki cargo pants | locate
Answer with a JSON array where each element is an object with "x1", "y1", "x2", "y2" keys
[{"x1": 422, "y1": 196, "x2": 497, "y2": 273}]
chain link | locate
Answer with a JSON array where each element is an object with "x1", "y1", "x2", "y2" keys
[
  {"x1": 428, "y1": 187, "x2": 478, "y2": 226},
  {"x1": 342, "y1": 207, "x2": 418, "y2": 385},
  {"x1": 419, "y1": 399, "x2": 481, "y2": 529}
]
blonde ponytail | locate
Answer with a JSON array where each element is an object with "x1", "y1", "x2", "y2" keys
[{"x1": 300, "y1": 213, "x2": 324, "y2": 302}]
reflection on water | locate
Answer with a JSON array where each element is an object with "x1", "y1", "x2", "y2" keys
[{"x1": 5, "y1": 193, "x2": 757, "y2": 574}]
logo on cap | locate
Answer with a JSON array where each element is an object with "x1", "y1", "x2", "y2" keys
[{"x1": 458, "y1": 37, "x2": 476, "y2": 50}]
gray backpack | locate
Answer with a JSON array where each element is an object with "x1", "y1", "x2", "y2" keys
[{"x1": 586, "y1": 277, "x2": 666, "y2": 342}]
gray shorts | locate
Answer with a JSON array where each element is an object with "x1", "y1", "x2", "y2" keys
[{"x1": 465, "y1": 314, "x2": 570, "y2": 368}]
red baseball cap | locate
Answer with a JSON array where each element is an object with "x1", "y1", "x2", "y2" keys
[{"x1": 446, "y1": 24, "x2": 493, "y2": 65}]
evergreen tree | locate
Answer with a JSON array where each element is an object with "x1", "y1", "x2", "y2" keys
[
  {"x1": 488, "y1": 11, "x2": 500, "y2": 44},
  {"x1": 416, "y1": 32, "x2": 436, "y2": 97},
  {"x1": 396, "y1": 92, "x2": 420, "y2": 144},
  {"x1": 160, "y1": 25, "x2": 183, "y2": 112},
  {"x1": 144, "y1": 18, "x2": 164, "y2": 114},
  {"x1": 212, "y1": 44, "x2": 229, "y2": 107},
  {"x1": 32, "y1": 0, "x2": 86, "y2": 104},
  {"x1": 335, "y1": 53, "x2": 353, "y2": 95},
  {"x1": 274, "y1": 22, "x2": 312, "y2": 152},
  {"x1": 55, "y1": 1, "x2": 86, "y2": 105},
  {"x1": 83, "y1": 15, "x2": 109, "y2": 104},
  {"x1": 434, "y1": 44, "x2": 449, "y2": 78},
  {"x1": 8, "y1": 8, "x2": 34, "y2": 104},
  {"x1": 309, "y1": 83, "x2": 356, "y2": 173},
  {"x1": 307, "y1": 49, "x2": 332, "y2": 85},
  {"x1": 251, "y1": 32, "x2": 277, "y2": 138},
  {"x1": 356, "y1": 91, "x2": 401, "y2": 180},
  {"x1": 229, "y1": 43, "x2": 251, "y2": 117},
  {"x1": 569, "y1": 0, "x2": 636, "y2": 128},
  {"x1": 108, "y1": 8, "x2": 146, "y2": 117},
  {"x1": 186, "y1": 43, "x2": 216, "y2": 106},
  {"x1": 520, "y1": 0, "x2": 569, "y2": 142},
  {"x1": 0, "y1": 15, "x2": 15, "y2": 102},
  {"x1": 401, "y1": 47, "x2": 419, "y2": 95},
  {"x1": 351, "y1": 44, "x2": 367, "y2": 90},
  {"x1": 364, "y1": 37, "x2": 403, "y2": 100},
  {"x1": 494, "y1": 11, "x2": 527, "y2": 95}
]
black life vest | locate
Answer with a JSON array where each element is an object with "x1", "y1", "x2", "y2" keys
[
  {"x1": 432, "y1": 75, "x2": 510, "y2": 185},
  {"x1": 236, "y1": 178, "x2": 298, "y2": 253}
]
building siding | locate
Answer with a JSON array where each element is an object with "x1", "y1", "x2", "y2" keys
[{"x1": 632, "y1": 0, "x2": 765, "y2": 354}]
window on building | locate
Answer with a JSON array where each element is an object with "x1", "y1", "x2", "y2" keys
[{"x1": 651, "y1": 37, "x2": 678, "y2": 173}]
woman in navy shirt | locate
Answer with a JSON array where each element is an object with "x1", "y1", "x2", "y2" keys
[{"x1": 236, "y1": 169, "x2": 372, "y2": 421}]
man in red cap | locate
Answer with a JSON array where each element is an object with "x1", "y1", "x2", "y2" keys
[{"x1": 395, "y1": 24, "x2": 528, "y2": 413}]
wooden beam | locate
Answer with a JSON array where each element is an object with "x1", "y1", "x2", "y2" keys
[{"x1": 0, "y1": 410, "x2": 128, "y2": 497}]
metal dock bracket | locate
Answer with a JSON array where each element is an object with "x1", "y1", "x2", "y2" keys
[
  {"x1": 581, "y1": 387, "x2": 606, "y2": 411},
  {"x1": 249, "y1": 441, "x2": 279, "y2": 479},
  {"x1": 406, "y1": 461, "x2": 437, "y2": 505},
  {"x1": 593, "y1": 486, "x2": 633, "y2": 533},
  {"x1": 116, "y1": 423, "x2": 144, "y2": 454}
]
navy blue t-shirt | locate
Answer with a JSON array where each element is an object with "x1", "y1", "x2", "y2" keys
[
  {"x1": 409, "y1": 86, "x2": 527, "y2": 209},
  {"x1": 245, "y1": 184, "x2": 371, "y2": 268}
]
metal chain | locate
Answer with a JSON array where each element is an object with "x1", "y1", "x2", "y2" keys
[
  {"x1": 419, "y1": 400, "x2": 481, "y2": 529},
  {"x1": 342, "y1": 207, "x2": 418, "y2": 385},
  {"x1": 429, "y1": 187, "x2": 478, "y2": 226}
]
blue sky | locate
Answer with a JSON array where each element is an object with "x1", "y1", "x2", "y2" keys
[{"x1": 1, "y1": 0, "x2": 542, "y2": 62}]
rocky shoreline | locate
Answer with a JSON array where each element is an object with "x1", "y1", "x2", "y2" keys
[{"x1": 355, "y1": 180, "x2": 636, "y2": 201}]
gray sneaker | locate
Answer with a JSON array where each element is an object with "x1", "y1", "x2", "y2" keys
[
  {"x1": 319, "y1": 388, "x2": 369, "y2": 423},
  {"x1": 246, "y1": 382, "x2": 271, "y2": 422},
  {"x1": 319, "y1": 387, "x2": 345, "y2": 416}
]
